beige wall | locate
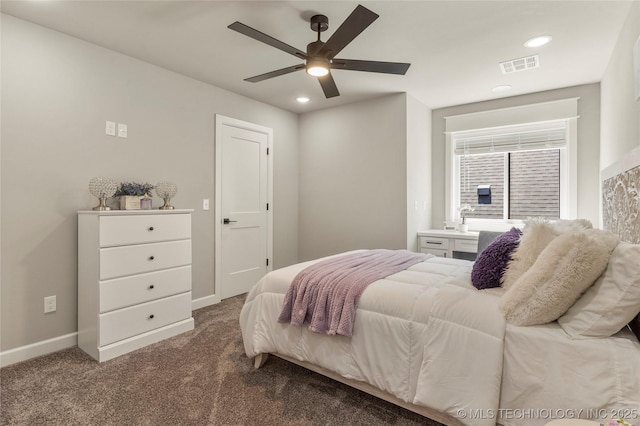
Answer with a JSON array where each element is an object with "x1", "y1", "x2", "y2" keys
[
  {"x1": 298, "y1": 93, "x2": 431, "y2": 260},
  {"x1": 406, "y1": 95, "x2": 432, "y2": 251},
  {"x1": 601, "y1": 1, "x2": 640, "y2": 170},
  {"x1": 298, "y1": 94, "x2": 409, "y2": 261},
  {"x1": 431, "y1": 84, "x2": 601, "y2": 228},
  {"x1": 1, "y1": 15, "x2": 299, "y2": 351}
]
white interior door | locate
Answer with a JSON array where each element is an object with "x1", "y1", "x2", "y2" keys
[{"x1": 215, "y1": 115, "x2": 272, "y2": 300}]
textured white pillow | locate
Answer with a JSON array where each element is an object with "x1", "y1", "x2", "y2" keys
[
  {"x1": 558, "y1": 241, "x2": 640, "y2": 338},
  {"x1": 501, "y1": 221, "x2": 555, "y2": 289},
  {"x1": 500, "y1": 229, "x2": 618, "y2": 326},
  {"x1": 501, "y1": 219, "x2": 593, "y2": 289},
  {"x1": 551, "y1": 218, "x2": 593, "y2": 234}
]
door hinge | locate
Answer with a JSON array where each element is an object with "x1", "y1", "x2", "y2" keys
[
  {"x1": 266, "y1": 258, "x2": 269, "y2": 266},
  {"x1": 266, "y1": 203, "x2": 269, "y2": 211}
]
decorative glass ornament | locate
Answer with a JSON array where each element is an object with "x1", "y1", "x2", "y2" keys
[
  {"x1": 155, "y1": 181, "x2": 177, "y2": 210},
  {"x1": 88, "y1": 177, "x2": 117, "y2": 211}
]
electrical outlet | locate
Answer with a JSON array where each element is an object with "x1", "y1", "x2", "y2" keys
[{"x1": 44, "y1": 295, "x2": 56, "y2": 313}]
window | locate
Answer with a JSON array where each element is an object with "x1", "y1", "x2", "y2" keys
[
  {"x1": 445, "y1": 99, "x2": 578, "y2": 229},
  {"x1": 459, "y1": 149, "x2": 561, "y2": 220},
  {"x1": 449, "y1": 118, "x2": 573, "y2": 226}
]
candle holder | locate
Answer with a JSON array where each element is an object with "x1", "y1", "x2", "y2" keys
[
  {"x1": 88, "y1": 177, "x2": 118, "y2": 211},
  {"x1": 155, "y1": 181, "x2": 177, "y2": 210}
]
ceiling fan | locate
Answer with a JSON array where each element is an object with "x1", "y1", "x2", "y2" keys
[{"x1": 228, "y1": 4, "x2": 411, "y2": 98}]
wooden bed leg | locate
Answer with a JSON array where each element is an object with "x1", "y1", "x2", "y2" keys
[{"x1": 254, "y1": 353, "x2": 269, "y2": 369}]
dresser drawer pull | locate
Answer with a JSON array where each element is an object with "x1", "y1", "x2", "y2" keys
[
  {"x1": 148, "y1": 226, "x2": 154, "y2": 231},
  {"x1": 426, "y1": 241, "x2": 442, "y2": 245},
  {"x1": 148, "y1": 256, "x2": 155, "y2": 261},
  {"x1": 148, "y1": 284, "x2": 155, "y2": 290},
  {"x1": 148, "y1": 314, "x2": 155, "y2": 319}
]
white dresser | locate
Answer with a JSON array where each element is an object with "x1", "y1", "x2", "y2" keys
[
  {"x1": 417, "y1": 229, "x2": 479, "y2": 260},
  {"x1": 78, "y1": 209, "x2": 194, "y2": 362}
]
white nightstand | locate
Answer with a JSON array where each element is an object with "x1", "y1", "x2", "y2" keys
[{"x1": 417, "y1": 229, "x2": 479, "y2": 260}]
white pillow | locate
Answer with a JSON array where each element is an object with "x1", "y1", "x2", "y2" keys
[
  {"x1": 500, "y1": 229, "x2": 618, "y2": 326},
  {"x1": 558, "y1": 241, "x2": 640, "y2": 338},
  {"x1": 501, "y1": 218, "x2": 592, "y2": 289}
]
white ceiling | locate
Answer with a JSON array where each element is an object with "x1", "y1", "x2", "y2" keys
[{"x1": 1, "y1": 1, "x2": 633, "y2": 114}]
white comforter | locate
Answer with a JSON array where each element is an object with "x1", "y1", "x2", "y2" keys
[
  {"x1": 240, "y1": 253, "x2": 504, "y2": 426},
  {"x1": 239, "y1": 252, "x2": 640, "y2": 426}
]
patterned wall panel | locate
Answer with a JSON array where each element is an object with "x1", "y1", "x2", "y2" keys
[{"x1": 602, "y1": 146, "x2": 640, "y2": 244}]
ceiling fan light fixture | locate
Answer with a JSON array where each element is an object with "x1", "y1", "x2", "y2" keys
[{"x1": 306, "y1": 57, "x2": 329, "y2": 77}]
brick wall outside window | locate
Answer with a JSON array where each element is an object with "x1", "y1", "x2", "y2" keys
[{"x1": 459, "y1": 149, "x2": 560, "y2": 220}]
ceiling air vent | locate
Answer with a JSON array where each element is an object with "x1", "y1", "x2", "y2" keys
[{"x1": 499, "y1": 55, "x2": 539, "y2": 74}]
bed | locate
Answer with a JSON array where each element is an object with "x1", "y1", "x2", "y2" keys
[{"x1": 239, "y1": 150, "x2": 640, "y2": 426}]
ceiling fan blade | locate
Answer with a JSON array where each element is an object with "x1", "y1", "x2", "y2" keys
[
  {"x1": 316, "y1": 5, "x2": 379, "y2": 59},
  {"x1": 331, "y1": 59, "x2": 411, "y2": 75},
  {"x1": 245, "y1": 65, "x2": 305, "y2": 83},
  {"x1": 229, "y1": 21, "x2": 307, "y2": 60},
  {"x1": 318, "y1": 72, "x2": 340, "y2": 98}
]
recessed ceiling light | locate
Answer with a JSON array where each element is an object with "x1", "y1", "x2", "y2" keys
[
  {"x1": 296, "y1": 96, "x2": 310, "y2": 103},
  {"x1": 492, "y1": 85, "x2": 512, "y2": 93},
  {"x1": 524, "y1": 35, "x2": 552, "y2": 48}
]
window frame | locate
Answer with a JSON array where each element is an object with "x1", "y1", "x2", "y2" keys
[{"x1": 444, "y1": 99, "x2": 578, "y2": 232}]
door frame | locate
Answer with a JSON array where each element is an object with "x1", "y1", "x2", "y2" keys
[{"x1": 214, "y1": 114, "x2": 273, "y2": 303}]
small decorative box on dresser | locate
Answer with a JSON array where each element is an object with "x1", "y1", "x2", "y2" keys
[
  {"x1": 78, "y1": 209, "x2": 194, "y2": 362},
  {"x1": 417, "y1": 229, "x2": 480, "y2": 260}
]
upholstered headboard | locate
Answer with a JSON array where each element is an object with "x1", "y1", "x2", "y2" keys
[
  {"x1": 601, "y1": 146, "x2": 640, "y2": 244},
  {"x1": 601, "y1": 146, "x2": 640, "y2": 340}
]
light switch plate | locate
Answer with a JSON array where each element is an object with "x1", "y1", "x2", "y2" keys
[
  {"x1": 203, "y1": 199, "x2": 210, "y2": 210},
  {"x1": 44, "y1": 295, "x2": 56, "y2": 313},
  {"x1": 118, "y1": 123, "x2": 128, "y2": 138},
  {"x1": 105, "y1": 121, "x2": 116, "y2": 136}
]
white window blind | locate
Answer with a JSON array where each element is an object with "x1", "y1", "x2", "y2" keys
[{"x1": 453, "y1": 120, "x2": 567, "y2": 155}]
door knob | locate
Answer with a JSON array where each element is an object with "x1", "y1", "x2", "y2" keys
[{"x1": 223, "y1": 218, "x2": 237, "y2": 224}]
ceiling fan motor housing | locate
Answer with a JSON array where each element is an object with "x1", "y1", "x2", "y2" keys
[{"x1": 307, "y1": 40, "x2": 325, "y2": 56}]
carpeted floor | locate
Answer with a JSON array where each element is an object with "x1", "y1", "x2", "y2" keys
[{"x1": 1, "y1": 295, "x2": 442, "y2": 425}]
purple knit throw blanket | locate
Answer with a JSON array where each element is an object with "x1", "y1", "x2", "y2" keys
[{"x1": 277, "y1": 249, "x2": 429, "y2": 336}]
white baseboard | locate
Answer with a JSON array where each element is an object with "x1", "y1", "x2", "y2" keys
[
  {"x1": 0, "y1": 332, "x2": 77, "y2": 368},
  {"x1": 1, "y1": 297, "x2": 220, "y2": 368},
  {"x1": 192, "y1": 294, "x2": 220, "y2": 310}
]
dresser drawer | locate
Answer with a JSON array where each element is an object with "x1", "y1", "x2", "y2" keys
[
  {"x1": 99, "y1": 214, "x2": 191, "y2": 247},
  {"x1": 99, "y1": 292, "x2": 192, "y2": 346},
  {"x1": 99, "y1": 266, "x2": 192, "y2": 313},
  {"x1": 454, "y1": 239, "x2": 478, "y2": 253},
  {"x1": 100, "y1": 240, "x2": 192, "y2": 280},
  {"x1": 419, "y1": 236, "x2": 450, "y2": 250}
]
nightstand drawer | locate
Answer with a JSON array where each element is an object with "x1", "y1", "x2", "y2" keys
[
  {"x1": 99, "y1": 292, "x2": 192, "y2": 346},
  {"x1": 100, "y1": 240, "x2": 192, "y2": 280},
  {"x1": 420, "y1": 236, "x2": 450, "y2": 250},
  {"x1": 99, "y1": 214, "x2": 191, "y2": 247},
  {"x1": 420, "y1": 248, "x2": 448, "y2": 257},
  {"x1": 99, "y1": 266, "x2": 192, "y2": 313},
  {"x1": 454, "y1": 239, "x2": 478, "y2": 253}
]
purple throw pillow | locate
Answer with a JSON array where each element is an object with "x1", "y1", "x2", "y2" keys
[{"x1": 471, "y1": 228, "x2": 522, "y2": 290}]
